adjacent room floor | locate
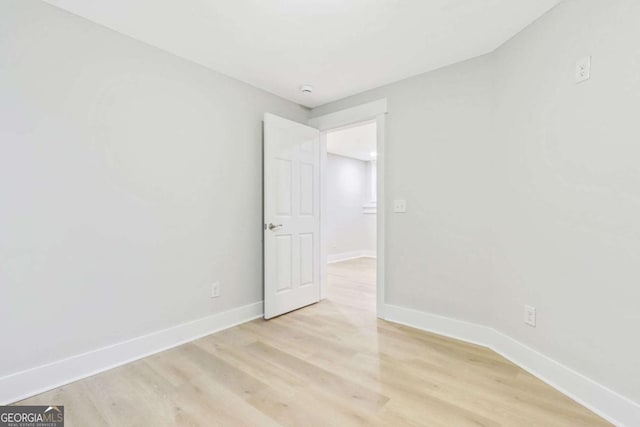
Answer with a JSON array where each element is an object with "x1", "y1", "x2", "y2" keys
[{"x1": 18, "y1": 258, "x2": 610, "y2": 426}]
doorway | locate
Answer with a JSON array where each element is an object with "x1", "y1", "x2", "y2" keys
[
  {"x1": 323, "y1": 121, "x2": 378, "y2": 310},
  {"x1": 310, "y1": 99, "x2": 387, "y2": 318},
  {"x1": 263, "y1": 100, "x2": 387, "y2": 319}
]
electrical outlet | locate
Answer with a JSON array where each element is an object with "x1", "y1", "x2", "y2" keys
[
  {"x1": 575, "y1": 56, "x2": 591, "y2": 83},
  {"x1": 393, "y1": 199, "x2": 407, "y2": 213},
  {"x1": 524, "y1": 305, "x2": 536, "y2": 327},
  {"x1": 211, "y1": 282, "x2": 221, "y2": 298}
]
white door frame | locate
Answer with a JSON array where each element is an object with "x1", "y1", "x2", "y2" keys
[{"x1": 308, "y1": 99, "x2": 388, "y2": 318}]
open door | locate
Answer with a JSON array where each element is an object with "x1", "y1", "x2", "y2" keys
[{"x1": 263, "y1": 113, "x2": 321, "y2": 319}]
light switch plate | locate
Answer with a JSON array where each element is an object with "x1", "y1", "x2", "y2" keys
[
  {"x1": 575, "y1": 56, "x2": 591, "y2": 83},
  {"x1": 393, "y1": 199, "x2": 407, "y2": 213}
]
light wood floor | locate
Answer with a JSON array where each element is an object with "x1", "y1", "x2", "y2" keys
[{"x1": 19, "y1": 258, "x2": 610, "y2": 426}]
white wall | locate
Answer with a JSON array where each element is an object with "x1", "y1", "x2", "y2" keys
[
  {"x1": 491, "y1": 0, "x2": 640, "y2": 405},
  {"x1": 314, "y1": 55, "x2": 497, "y2": 324},
  {"x1": 326, "y1": 153, "x2": 376, "y2": 260},
  {"x1": 0, "y1": 1, "x2": 307, "y2": 379},
  {"x1": 311, "y1": 0, "x2": 640, "y2": 409}
]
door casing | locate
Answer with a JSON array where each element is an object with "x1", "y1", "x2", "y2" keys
[{"x1": 308, "y1": 99, "x2": 388, "y2": 318}]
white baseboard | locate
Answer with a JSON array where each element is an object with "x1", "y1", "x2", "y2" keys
[
  {"x1": 0, "y1": 301, "x2": 263, "y2": 405},
  {"x1": 383, "y1": 304, "x2": 640, "y2": 427},
  {"x1": 328, "y1": 250, "x2": 377, "y2": 263},
  {"x1": 6, "y1": 300, "x2": 636, "y2": 425},
  {"x1": 361, "y1": 250, "x2": 377, "y2": 258}
]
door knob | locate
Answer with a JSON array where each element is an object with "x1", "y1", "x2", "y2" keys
[{"x1": 268, "y1": 223, "x2": 283, "y2": 231}]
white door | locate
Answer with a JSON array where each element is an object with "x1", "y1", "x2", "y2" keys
[{"x1": 264, "y1": 113, "x2": 321, "y2": 319}]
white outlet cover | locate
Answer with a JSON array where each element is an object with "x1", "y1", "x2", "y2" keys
[
  {"x1": 211, "y1": 282, "x2": 221, "y2": 298},
  {"x1": 524, "y1": 305, "x2": 536, "y2": 327},
  {"x1": 393, "y1": 199, "x2": 407, "y2": 213},
  {"x1": 575, "y1": 56, "x2": 591, "y2": 83}
]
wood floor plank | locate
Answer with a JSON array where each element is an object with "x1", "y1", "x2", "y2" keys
[{"x1": 15, "y1": 258, "x2": 611, "y2": 426}]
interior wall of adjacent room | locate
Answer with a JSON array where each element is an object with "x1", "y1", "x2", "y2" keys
[
  {"x1": 326, "y1": 153, "x2": 376, "y2": 259},
  {"x1": 0, "y1": 1, "x2": 307, "y2": 378}
]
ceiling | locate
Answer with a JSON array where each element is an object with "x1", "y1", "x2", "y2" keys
[
  {"x1": 327, "y1": 121, "x2": 377, "y2": 161},
  {"x1": 43, "y1": 0, "x2": 561, "y2": 108}
]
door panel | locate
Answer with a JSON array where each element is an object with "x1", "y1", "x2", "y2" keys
[
  {"x1": 275, "y1": 235, "x2": 293, "y2": 292},
  {"x1": 299, "y1": 233, "x2": 314, "y2": 286},
  {"x1": 299, "y1": 163, "x2": 314, "y2": 215},
  {"x1": 276, "y1": 159, "x2": 293, "y2": 215},
  {"x1": 264, "y1": 113, "x2": 320, "y2": 319}
]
